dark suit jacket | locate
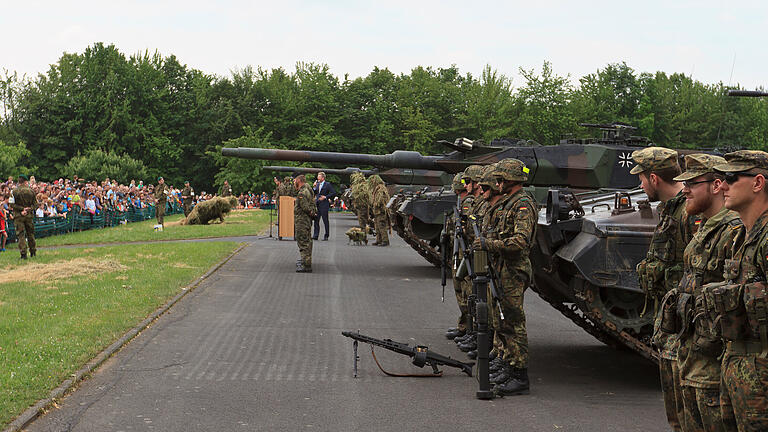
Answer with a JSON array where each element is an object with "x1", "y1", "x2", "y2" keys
[{"x1": 313, "y1": 181, "x2": 336, "y2": 212}]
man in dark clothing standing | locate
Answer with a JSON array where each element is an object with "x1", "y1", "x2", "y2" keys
[{"x1": 312, "y1": 172, "x2": 336, "y2": 241}]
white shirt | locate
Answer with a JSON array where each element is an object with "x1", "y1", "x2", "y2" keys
[{"x1": 35, "y1": 208, "x2": 44, "y2": 217}]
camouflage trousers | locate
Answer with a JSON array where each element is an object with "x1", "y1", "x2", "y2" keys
[
  {"x1": 681, "y1": 385, "x2": 737, "y2": 432},
  {"x1": 357, "y1": 206, "x2": 370, "y2": 231},
  {"x1": 295, "y1": 217, "x2": 313, "y2": 268},
  {"x1": 452, "y1": 277, "x2": 469, "y2": 331},
  {"x1": 495, "y1": 271, "x2": 529, "y2": 368},
  {"x1": 156, "y1": 202, "x2": 166, "y2": 225},
  {"x1": 14, "y1": 214, "x2": 35, "y2": 255},
  {"x1": 720, "y1": 352, "x2": 768, "y2": 432},
  {"x1": 661, "y1": 358, "x2": 685, "y2": 432},
  {"x1": 373, "y1": 213, "x2": 389, "y2": 244},
  {"x1": 183, "y1": 201, "x2": 192, "y2": 217}
]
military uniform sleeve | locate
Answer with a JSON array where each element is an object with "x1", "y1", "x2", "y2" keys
[{"x1": 487, "y1": 200, "x2": 537, "y2": 256}]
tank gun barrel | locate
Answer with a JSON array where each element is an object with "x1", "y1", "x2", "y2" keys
[
  {"x1": 728, "y1": 90, "x2": 768, "y2": 97},
  {"x1": 222, "y1": 147, "x2": 446, "y2": 170},
  {"x1": 264, "y1": 166, "x2": 377, "y2": 176}
]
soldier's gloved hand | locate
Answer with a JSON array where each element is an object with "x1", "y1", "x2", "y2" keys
[{"x1": 473, "y1": 237, "x2": 487, "y2": 251}]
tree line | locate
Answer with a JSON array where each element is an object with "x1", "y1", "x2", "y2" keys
[{"x1": 1, "y1": 43, "x2": 766, "y2": 194}]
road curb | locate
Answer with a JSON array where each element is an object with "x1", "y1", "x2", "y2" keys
[{"x1": 3, "y1": 243, "x2": 248, "y2": 432}]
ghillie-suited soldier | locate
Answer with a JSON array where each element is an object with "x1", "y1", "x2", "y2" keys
[
  {"x1": 657, "y1": 154, "x2": 743, "y2": 432},
  {"x1": 443, "y1": 172, "x2": 473, "y2": 341},
  {"x1": 633, "y1": 147, "x2": 699, "y2": 431},
  {"x1": 699, "y1": 150, "x2": 768, "y2": 432},
  {"x1": 473, "y1": 159, "x2": 538, "y2": 396},
  {"x1": 369, "y1": 175, "x2": 390, "y2": 246},
  {"x1": 182, "y1": 196, "x2": 237, "y2": 225},
  {"x1": 219, "y1": 180, "x2": 233, "y2": 197},
  {"x1": 10, "y1": 174, "x2": 37, "y2": 259},
  {"x1": 350, "y1": 172, "x2": 371, "y2": 233},
  {"x1": 294, "y1": 175, "x2": 317, "y2": 272},
  {"x1": 181, "y1": 181, "x2": 195, "y2": 217},
  {"x1": 154, "y1": 176, "x2": 170, "y2": 227}
]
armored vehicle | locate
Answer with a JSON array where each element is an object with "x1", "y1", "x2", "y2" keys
[{"x1": 222, "y1": 124, "x2": 662, "y2": 360}]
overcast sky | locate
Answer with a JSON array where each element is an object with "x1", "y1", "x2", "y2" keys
[{"x1": 2, "y1": 0, "x2": 766, "y2": 89}]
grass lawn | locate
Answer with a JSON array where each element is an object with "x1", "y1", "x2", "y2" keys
[
  {"x1": 0, "y1": 241, "x2": 240, "y2": 428},
  {"x1": 35, "y1": 209, "x2": 273, "y2": 247}
]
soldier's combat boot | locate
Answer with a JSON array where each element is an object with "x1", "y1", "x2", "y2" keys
[
  {"x1": 30, "y1": 250, "x2": 36, "y2": 258},
  {"x1": 455, "y1": 332, "x2": 473, "y2": 344},
  {"x1": 495, "y1": 368, "x2": 530, "y2": 396},
  {"x1": 19, "y1": 252, "x2": 27, "y2": 260},
  {"x1": 458, "y1": 335, "x2": 477, "y2": 352},
  {"x1": 296, "y1": 264, "x2": 312, "y2": 273},
  {"x1": 489, "y1": 357, "x2": 505, "y2": 374},
  {"x1": 445, "y1": 328, "x2": 465, "y2": 339},
  {"x1": 490, "y1": 364, "x2": 512, "y2": 384},
  {"x1": 466, "y1": 350, "x2": 477, "y2": 360}
]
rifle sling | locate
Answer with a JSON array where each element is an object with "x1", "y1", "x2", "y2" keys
[{"x1": 370, "y1": 346, "x2": 443, "y2": 378}]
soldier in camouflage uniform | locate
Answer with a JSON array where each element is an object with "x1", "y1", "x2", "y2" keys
[
  {"x1": 473, "y1": 159, "x2": 538, "y2": 396},
  {"x1": 219, "y1": 180, "x2": 233, "y2": 197},
  {"x1": 10, "y1": 174, "x2": 37, "y2": 259},
  {"x1": 350, "y1": 172, "x2": 371, "y2": 232},
  {"x1": 633, "y1": 147, "x2": 699, "y2": 431},
  {"x1": 293, "y1": 175, "x2": 317, "y2": 273},
  {"x1": 154, "y1": 176, "x2": 170, "y2": 227},
  {"x1": 369, "y1": 175, "x2": 390, "y2": 246},
  {"x1": 664, "y1": 154, "x2": 742, "y2": 432},
  {"x1": 181, "y1": 181, "x2": 195, "y2": 217},
  {"x1": 455, "y1": 165, "x2": 497, "y2": 354},
  {"x1": 443, "y1": 173, "x2": 472, "y2": 340},
  {"x1": 699, "y1": 151, "x2": 768, "y2": 432}
]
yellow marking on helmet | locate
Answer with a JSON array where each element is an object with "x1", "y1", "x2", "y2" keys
[{"x1": 522, "y1": 167, "x2": 530, "y2": 174}]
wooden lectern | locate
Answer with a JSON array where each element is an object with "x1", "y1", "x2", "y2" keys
[{"x1": 278, "y1": 196, "x2": 295, "y2": 239}]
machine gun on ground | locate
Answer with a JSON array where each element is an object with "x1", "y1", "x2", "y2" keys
[{"x1": 341, "y1": 331, "x2": 474, "y2": 377}]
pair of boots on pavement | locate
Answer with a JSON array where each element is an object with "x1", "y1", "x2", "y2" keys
[
  {"x1": 445, "y1": 327, "x2": 529, "y2": 396},
  {"x1": 296, "y1": 259, "x2": 312, "y2": 273}
]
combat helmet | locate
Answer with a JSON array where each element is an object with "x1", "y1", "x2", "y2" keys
[
  {"x1": 494, "y1": 158, "x2": 530, "y2": 182},
  {"x1": 452, "y1": 173, "x2": 466, "y2": 193},
  {"x1": 462, "y1": 165, "x2": 484, "y2": 183},
  {"x1": 478, "y1": 164, "x2": 500, "y2": 192}
]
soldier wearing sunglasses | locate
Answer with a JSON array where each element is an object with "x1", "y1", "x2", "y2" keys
[
  {"x1": 700, "y1": 150, "x2": 768, "y2": 431},
  {"x1": 632, "y1": 147, "x2": 700, "y2": 431}
]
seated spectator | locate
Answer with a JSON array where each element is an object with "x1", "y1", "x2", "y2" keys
[{"x1": 35, "y1": 202, "x2": 46, "y2": 218}]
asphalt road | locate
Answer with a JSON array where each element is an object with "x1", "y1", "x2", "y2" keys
[{"x1": 27, "y1": 214, "x2": 669, "y2": 432}]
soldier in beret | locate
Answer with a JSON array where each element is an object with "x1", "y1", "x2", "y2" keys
[
  {"x1": 701, "y1": 150, "x2": 768, "y2": 431},
  {"x1": 154, "y1": 176, "x2": 169, "y2": 227},
  {"x1": 632, "y1": 147, "x2": 699, "y2": 431},
  {"x1": 667, "y1": 154, "x2": 743, "y2": 432}
]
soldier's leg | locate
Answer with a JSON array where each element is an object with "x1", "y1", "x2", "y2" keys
[
  {"x1": 721, "y1": 354, "x2": 768, "y2": 432},
  {"x1": 357, "y1": 207, "x2": 367, "y2": 230},
  {"x1": 452, "y1": 277, "x2": 468, "y2": 332},
  {"x1": 660, "y1": 358, "x2": 684, "y2": 431},
  {"x1": 15, "y1": 217, "x2": 27, "y2": 256},
  {"x1": 157, "y1": 205, "x2": 165, "y2": 225},
  {"x1": 377, "y1": 214, "x2": 389, "y2": 244},
  {"x1": 693, "y1": 387, "x2": 736, "y2": 432},
  {"x1": 718, "y1": 378, "x2": 738, "y2": 432},
  {"x1": 296, "y1": 224, "x2": 312, "y2": 269},
  {"x1": 25, "y1": 217, "x2": 35, "y2": 256}
]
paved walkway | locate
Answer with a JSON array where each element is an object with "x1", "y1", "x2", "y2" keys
[{"x1": 27, "y1": 213, "x2": 668, "y2": 432}]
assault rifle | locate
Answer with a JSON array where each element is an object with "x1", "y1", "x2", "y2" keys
[
  {"x1": 452, "y1": 196, "x2": 476, "y2": 332},
  {"x1": 341, "y1": 331, "x2": 474, "y2": 376},
  {"x1": 470, "y1": 217, "x2": 505, "y2": 320}
]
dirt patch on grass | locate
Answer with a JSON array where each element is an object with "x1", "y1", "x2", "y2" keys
[
  {"x1": 0, "y1": 258, "x2": 127, "y2": 284},
  {"x1": 165, "y1": 220, "x2": 183, "y2": 227},
  {"x1": 171, "y1": 263, "x2": 194, "y2": 269}
]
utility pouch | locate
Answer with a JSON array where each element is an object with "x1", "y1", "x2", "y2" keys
[
  {"x1": 743, "y1": 281, "x2": 768, "y2": 357},
  {"x1": 704, "y1": 282, "x2": 747, "y2": 341},
  {"x1": 692, "y1": 294, "x2": 724, "y2": 357},
  {"x1": 723, "y1": 259, "x2": 739, "y2": 281},
  {"x1": 653, "y1": 289, "x2": 679, "y2": 348},
  {"x1": 676, "y1": 292, "x2": 694, "y2": 338},
  {"x1": 643, "y1": 260, "x2": 667, "y2": 298}
]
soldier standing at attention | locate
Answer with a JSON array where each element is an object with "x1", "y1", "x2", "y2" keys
[
  {"x1": 219, "y1": 180, "x2": 233, "y2": 197},
  {"x1": 10, "y1": 174, "x2": 37, "y2": 259},
  {"x1": 664, "y1": 154, "x2": 742, "y2": 432},
  {"x1": 154, "y1": 176, "x2": 170, "y2": 227},
  {"x1": 473, "y1": 159, "x2": 537, "y2": 396},
  {"x1": 293, "y1": 175, "x2": 316, "y2": 273},
  {"x1": 632, "y1": 147, "x2": 698, "y2": 432},
  {"x1": 443, "y1": 172, "x2": 472, "y2": 341},
  {"x1": 369, "y1": 175, "x2": 390, "y2": 246},
  {"x1": 701, "y1": 151, "x2": 768, "y2": 431},
  {"x1": 181, "y1": 180, "x2": 194, "y2": 217}
]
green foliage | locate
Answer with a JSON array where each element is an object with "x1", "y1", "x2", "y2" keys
[
  {"x1": 1, "y1": 43, "x2": 767, "y2": 191},
  {"x1": 0, "y1": 140, "x2": 31, "y2": 178},
  {"x1": 62, "y1": 148, "x2": 149, "y2": 184}
]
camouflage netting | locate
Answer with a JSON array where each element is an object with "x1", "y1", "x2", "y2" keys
[
  {"x1": 181, "y1": 196, "x2": 238, "y2": 225},
  {"x1": 345, "y1": 227, "x2": 368, "y2": 245}
]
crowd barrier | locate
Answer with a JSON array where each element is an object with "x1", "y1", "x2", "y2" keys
[{"x1": 4, "y1": 202, "x2": 185, "y2": 243}]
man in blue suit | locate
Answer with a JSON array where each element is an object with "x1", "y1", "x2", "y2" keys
[{"x1": 312, "y1": 172, "x2": 336, "y2": 240}]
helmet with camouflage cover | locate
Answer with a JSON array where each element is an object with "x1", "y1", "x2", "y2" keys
[
  {"x1": 452, "y1": 173, "x2": 466, "y2": 193},
  {"x1": 462, "y1": 165, "x2": 484, "y2": 183},
  {"x1": 478, "y1": 164, "x2": 500, "y2": 192},
  {"x1": 494, "y1": 158, "x2": 529, "y2": 182}
]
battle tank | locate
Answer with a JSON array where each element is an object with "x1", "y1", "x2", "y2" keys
[{"x1": 221, "y1": 124, "x2": 663, "y2": 361}]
